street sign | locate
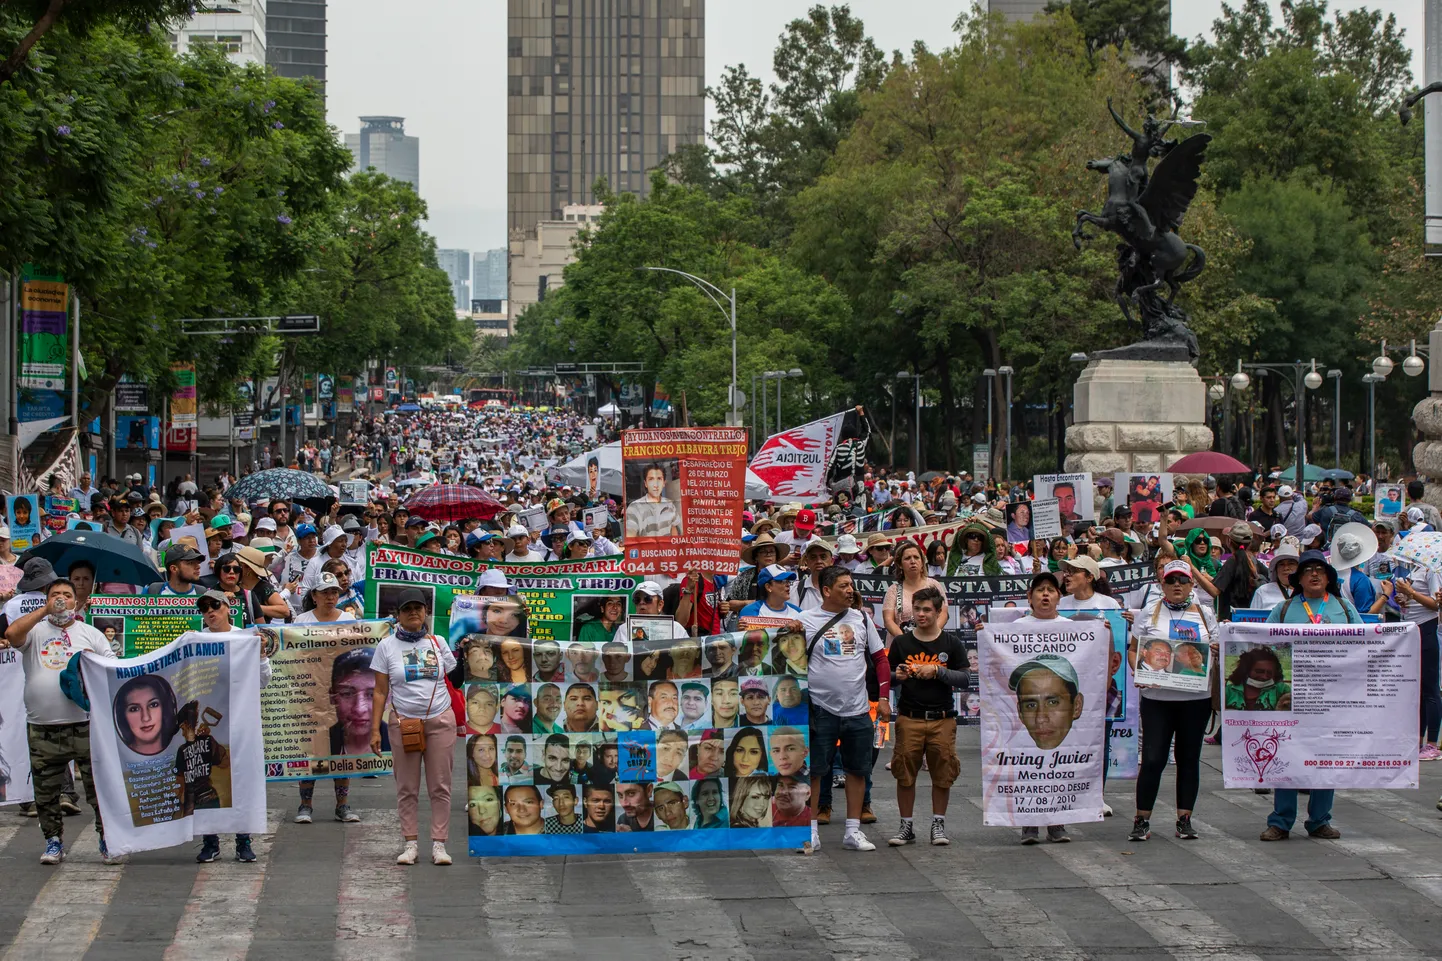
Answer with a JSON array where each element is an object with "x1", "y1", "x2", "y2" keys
[
  {"x1": 275, "y1": 315, "x2": 320, "y2": 332},
  {"x1": 730, "y1": 386, "x2": 747, "y2": 409},
  {"x1": 114, "y1": 381, "x2": 149, "y2": 413}
]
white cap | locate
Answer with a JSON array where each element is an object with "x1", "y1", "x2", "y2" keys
[
  {"x1": 1301, "y1": 524, "x2": 1322, "y2": 543},
  {"x1": 0, "y1": 524, "x2": 11, "y2": 539},
  {"x1": 319, "y1": 525, "x2": 345, "y2": 548},
  {"x1": 801, "y1": 535, "x2": 835, "y2": 557},
  {"x1": 1269, "y1": 524, "x2": 1287, "y2": 540},
  {"x1": 506, "y1": 523, "x2": 529, "y2": 538},
  {"x1": 1161, "y1": 560, "x2": 1193, "y2": 580},
  {"x1": 971, "y1": 491, "x2": 987, "y2": 505},
  {"x1": 255, "y1": 517, "x2": 277, "y2": 532},
  {"x1": 1408, "y1": 506, "x2": 1426, "y2": 523},
  {"x1": 633, "y1": 580, "x2": 664, "y2": 598},
  {"x1": 311, "y1": 571, "x2": 341, "y2": 593},
  {"x1": 477, "y1": 569, "x2": 510, "y2": 591},
  {"x1": 1277, "y1": 485, "x2": 1294, "y2": 499},
  {"x1": 834, "y1": 533, "x2": 860, "y2": 555}
]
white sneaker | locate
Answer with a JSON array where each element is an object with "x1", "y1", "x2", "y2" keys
[
  {"x1": 1102, "y1": 801, "x2": 1114, "y2": 817},
  {"x1": 803, "y1": 823, "x2": 820, "y2": 854},
  {"x1": 396, "y1": 841, "x2": 419, "y2": 865},
  {"x1": 842, "y1": 829, "x2": 876, "y2": 852},
  {"x1": 431, "y1": 841, "x2": 452, "y2": 866}
]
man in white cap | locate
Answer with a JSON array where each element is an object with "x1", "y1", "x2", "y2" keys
[
  {"x1": 1273, "y1": 484, "x2": 1307, "y2": 538},
  {"x1": 791, "y1": 537, "x2": 836, "y2": 612},
  {"x1": 504, "y1": 523, "x2": 544, "y2": 563},
  {"x1": 615, "y1": 582, "x2": 687, "y2": 641},
  {"x1": 1405, "y1": 505, "x2": 1435, "y2": 535}
]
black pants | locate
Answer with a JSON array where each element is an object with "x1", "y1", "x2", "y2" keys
[{"x1": 1135, "y1": 696, "x2": 1211, "y2": 814}]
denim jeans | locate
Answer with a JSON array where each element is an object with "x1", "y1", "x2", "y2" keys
[
  {"x1": 812, "y1": 707, "x2": 874, "y2": 809},
  {"x1": 1268, "y1": 789, "x2": 1335, "y2": 833}
]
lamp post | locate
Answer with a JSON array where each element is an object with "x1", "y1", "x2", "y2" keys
[
  {"x1": 763, "y1": 369, "x2": 804, "y2": 432},
  {"x1": 1236, "y1": 359, "x2": 1321, "y2": 482},
  {"x1": 998, "y1": 365, "x2": 1014, "y2": 481},
  {"x1": 982, "y1": 368, "x2": 996, "y2": 480},
  {"x1": 639, "y1": 267, "x2": 737, "y2": 427},
  {"x1": 1362, "y1": 373, "x2": 1382, "y2": 477},
  {"x1": 1371, "y1": 338, "x2": 1432, "y2": 477},
  {"x1": 896, "y1": 371, "x2": 921, "y2": 471},
  {"x1": 1326, "y1": 369, "x2": 1342, "y2": 468}
]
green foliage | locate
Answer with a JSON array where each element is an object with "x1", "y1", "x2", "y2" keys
[{"x1": 1043, "y1": 0, "x2": 1188, "y2": 82}]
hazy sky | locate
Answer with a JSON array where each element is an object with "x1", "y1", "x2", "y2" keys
[{"x1": 325, "y1": 0, "x2": 1424, "y2": 258}]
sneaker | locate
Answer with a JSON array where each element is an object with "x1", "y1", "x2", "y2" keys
[
  {"x1": 1129, "y1": 816, "x2": 1151, "y2": 842},
  {"x1": 294, "y1": 805, "x2": 314, "y2": 824},
  {"x1": 18, "y1": 802, "x2": 37, "y2": 817},
  {"x1": 806, "y1": 822, "x2": 820, "y2": 854},
  {"x1": 40, "y1": 837, "x2": 64, "y2": 865},
  {"x1": 888, "y1": 820, "x2": 916, "y2": 847},
  {"x1": 1020, "y1": 826, "x2": 1040, "y2": 845},
  {"x1": 236, "y1": 839, "x2": 257, "y2": 863},
  {"x1": 1259, "y1": 826, "x2": 1289, "y2": 841},
  {"x1": 396, "y1": 841, "x2": 419, "y2": 865},
  {"x1": 100, "y1": 838, "x2": 124, "y2": 865},
  {"x1": 59, "y1": 797, "x2": 81, "y2": 816},
  {"x1": 196, "y1": 840, "x2": 222, "y2": 863},
  {"x1": 816, "y1": 806, "x2": 831, "y2": 825},
  {"x1": 431, "y1": 841, "x2": 452, "y2": 865},
  {"x1": 930, "y1": 820, "x2": 949, "y2": 846},
  {"x1": 832, "y1": 773, "x2": 845, "y2": 789},
  {"x1": 842, "y1": 829, "x2": 876, "y2": 852},
  {"x1": 1421, "y1": 745, "x2": 1442, "y2": 762},
  {"x1": 1307, "y1": 824, "x2": 1341, "y2": 839},
  {"x1": 1253, "y1": 788, "x2": 1272, "y2": 796},
  {"x1": 860, "y1": 805, "x2": 877, "y2": 825},
  {"x1": 1046, "y1": 825, "x2": 1071, "y2": 843},
  {"x1": 1175, "y1": 816, "x2": 1198, "y2": 840},
  {"x1": 335, "y1": 804, "x2": 361, "y2": 823},
  {"x1": 1102, "y1": 801, "x2": 1114, "y2": 817}
]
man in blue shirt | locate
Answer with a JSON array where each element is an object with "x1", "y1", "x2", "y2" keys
[{"x1": 1261, "y1": 550, "x2": 1358, "y2": 842}]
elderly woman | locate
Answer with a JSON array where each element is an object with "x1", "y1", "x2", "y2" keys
[
  {"x1": 723, "y1": 533, "x2": 792, "y2": 619},
  {"x1": 369, "y1": 588, "x2": 459, "y2": 866}
]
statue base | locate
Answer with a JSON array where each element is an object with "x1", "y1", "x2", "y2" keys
[{"x1": 1065, "y1": 359, "x2": 1213, "y2": 473}]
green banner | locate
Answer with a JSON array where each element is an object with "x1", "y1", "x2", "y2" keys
[
  {"x1": 259, "y1": 619, "x2": 395, "y2": 781},
  {"x1": 363, "y1": 545, "x2": 641, "y2": 643},
  {"x1": 86, "y1": 594, "x2": 241, "y2": 657}
]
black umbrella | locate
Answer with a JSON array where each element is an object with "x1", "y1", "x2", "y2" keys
[
  {"x1": 224, "y1": 468, "x2": 336, "y2": 512},
  {"x1": 918, "y1": 471, "x2": 945, "y2": 483},
  {"x1": 20, "y1": 529, "x2": 160, "y2": 587}
]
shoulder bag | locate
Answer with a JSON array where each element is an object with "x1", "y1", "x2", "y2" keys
[{"x1": 394, "y1": 635, "x2": 444, "y2": 754}]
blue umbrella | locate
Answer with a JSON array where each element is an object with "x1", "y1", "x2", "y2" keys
[
  {"x1": 1321, "y1": 468, "x2": 1355, "y2": 482},
  {"x1": 397, "y1": 403, "x2": 421, "y2": 413},
  {"x1": 223, "y1": 468, "x2": 335, "y2": 511},
  {"x1": 20, "y1": 529, "x2": 160, "y2": 586}
]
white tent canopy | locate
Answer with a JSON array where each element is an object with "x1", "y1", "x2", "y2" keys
[
  {"x1": 597, "y1": 403, "x2": 619, "y2": 418},
  {"x1": 556, "y1": 442, "x2": 771, "y2": 500}
]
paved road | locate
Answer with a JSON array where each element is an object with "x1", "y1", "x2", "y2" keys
[{"x1": 4, "y1": 729, "x2": 1442, "y2": 961}]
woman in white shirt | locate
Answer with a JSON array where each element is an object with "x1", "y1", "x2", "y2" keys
[
  {"x1": 1057, "y1": 557, "x2": 1121, "y2": 611},
  {"x1": 292, "y1": 572, "x2": 354, "y2": 624},
  {"x1": 370, "y1": 588, "x2": 458, "y2": 866},
  {"x1": 1248, "y1": 542, "x2": 1299, "y2": 611}
]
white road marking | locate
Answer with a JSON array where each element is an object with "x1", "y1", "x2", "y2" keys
[{"x1": 162, "y1": 809, "x2": 281, "y2": 961}]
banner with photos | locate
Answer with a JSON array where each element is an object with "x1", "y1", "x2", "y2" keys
[
  {"x1": 87, "y1": 595, "x2": 242, "y2": 658},
  {"x1": 461, "y1": 626, "x2": 811, "y2": 855},
  {"x1": 620, "y1": 427, "x2": 746, "y2": 574},
  {"x1": 261, "y1": 619, "x2": 395, "y2": 781},
  {"x1": 80, "y1": 632, "x2": 266, "y2": 856},
  {"x1": 0, "y1": 648, "x2": 33, "y2": 805},
  {"x1": 364, "y1": 545, "x2": 641, "y2": 643}
]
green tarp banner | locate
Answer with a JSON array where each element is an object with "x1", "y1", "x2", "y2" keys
[{"x1": 86, "y1": 595, "x2": 241, "y2": 657}]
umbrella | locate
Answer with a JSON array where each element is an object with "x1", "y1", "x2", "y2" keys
[
  {"x1": 1172, "y1": 516, "x2": 1266, "y2": 538},
  {"x1": 20, "y1": 529, "x2": 160, "y2": 587},
  {"x1": 554, "y1": 442, "x2": 772, "y2": 500},
  {"x1": 394, "y1": 476, "x2": 432, "y2": 490},
  {"x1": 224, "y1": 469, "x2": 336, "y2": 512},
  {"x1": 405, "y1": 484, "x2": 504, "y2": 522},
  {"x1": 1167, "y1": 451, "x2": 1251, "y2": 474},
  {"x1": 1321, "y1": 468, "x2": 1355, "y2": 482},
  {"x1": 918, "y1": 471, "x2": 945, "y2": 483},
  {"x1": 396, "y1": 403, "x2": 421, "y2": 413},
  {"x1": 1387, "y1": 531, "x2": 1442, "y2": 572},
  {"x1": 1276, "y1": 463, "x2": 1325, "y2": 482}
]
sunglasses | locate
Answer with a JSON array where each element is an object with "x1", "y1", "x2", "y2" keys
[
  {"x1": 271, "y1": 507, "x2": 289, "y2": 515},
  {"x1": 1162, "y1": 575, "x2": 1193, "y2": 585},
  {"x1": 198, "y1": 602, "x2": 225, "y2": 613},
  {"x1": 219, "y1": 565, "x2": 241, "y2": 574}
]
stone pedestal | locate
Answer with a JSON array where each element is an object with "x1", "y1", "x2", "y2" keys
[{"x1": 1064, "y1": 360, "x2": 1213, "y2": 473}]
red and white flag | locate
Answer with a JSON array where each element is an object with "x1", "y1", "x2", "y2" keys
[{"x1": 749, "y1": 411, "x2": 846, "y2": 502}]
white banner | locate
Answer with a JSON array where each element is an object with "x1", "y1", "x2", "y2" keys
[
  {"x1": 1134, "y1": 607, "x2": 1213, "y2": 695},
  {"x1": 1034, "y1": 472, "x2": 1094, "y2": 523},
  {"x1": 1220, "y1": 622, "x2": 1420, "y2": 789},
  {"x1": 749, "y1": 411, "x2": 846, "y2": 502},
  {"x1": 0, "y1": 648, "x2": 33, "y2": 805},
  {"x1": 81, "y1": 631, "x2": 266, "y2": 855},
  {"x1": 978, "y1": 618, "x2": 1108, "y2": 825},
  {"x1": 1030, "y1": 497, "x2": 1062, "y2": 540}
]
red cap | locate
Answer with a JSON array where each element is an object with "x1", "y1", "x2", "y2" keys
[{"x1": 793, "y1": 508, "x2": 817, "y2": 534}]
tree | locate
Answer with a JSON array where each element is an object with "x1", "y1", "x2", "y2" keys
[
  {"x1": 1042, "y1": 0, "x2": 1188, "y2": 83},
  {"x1": 0, "y1": 0, "x2": 193, "y2": 84}
]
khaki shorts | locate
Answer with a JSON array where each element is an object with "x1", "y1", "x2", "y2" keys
[{"x1": 890, "y1": 715, "x2": 960, "y2": 789}]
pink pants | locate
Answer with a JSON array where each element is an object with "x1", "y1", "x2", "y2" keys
[{"x1": 387, "y1": 709, "x2": 456, "y2": 841}]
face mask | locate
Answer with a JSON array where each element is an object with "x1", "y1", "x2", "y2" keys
[
  {"x1": 1245, "y1": 677, "x2": 1274, "y2": 690},
  {"x1": 48, "y1": 609, "x2": 76, "y2": 627}
]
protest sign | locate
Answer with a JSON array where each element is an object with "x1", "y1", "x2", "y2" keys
[
  {"x1": 1376, "y1": 484, "x2": 1405, "y2": 522},
  {"x1": 261, "y1": 619, "x2": 395, "y2": 781},
  {"x1": 518, "y1": 506, "x2": 547, "y2": 535},
  {"x1": 1004, "y1": 502, "x2": 1033, "y2": 543},
  {"x1": 364, "y1": 545, "x2": 640, "y2": 643},
  {"x1": 462, "y1": 626, "x2": 809, "y2": 855},
  {"x1": 750, "y1": 410, "x2": 848, "y2": 502},
  {"x1": 582, "y1": 506, "x2": 609, "y2": 531},
  {"x1": 7, "y1": 494, "x2": 40, "y2": 551},
  {"x1": 1133, "y1": 601, "x2": 1214, "y2": 695},
  {"x1": 87, "y1": 595, "x2": 241, "y2": 658},
  {"x1": 339, "y1": 480, "x2": 370, "y2": 506},
  {"x1": 1030, "y1": 498, "x2": 1062, "y2": 540},
  {"x1": 80, "y1": 631, "x2": 266, "y2": 856},
  {"x1": 1034, "y1": 473, "x2": 1095, "y2": 523},
  {"x1": 1116, "y1": 472, "x2": 1172, "y2": 526},
  {"x1": 1060, "y1": 609, "x2": 1138, "y2": 779},
  {"x1": 0, "y1": 648, "x2": 33, "y2": 805},
  {"x1": 621, "y1": 428, "x2": 746, "y2": 575},
  {"x1": 978, "y1": 617, "x2": 1108, "y2": 825},
  {"x1": 43, "y1": 494, "x2": 77, "y2": 535},
  {"x1": 1219, "y1": 622, "x2": 1419, "y2": 789}
]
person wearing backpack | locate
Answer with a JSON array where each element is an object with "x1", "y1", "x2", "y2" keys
[{"x1": 1259, "y1": 551, "x2": 1360, "y2": 842}]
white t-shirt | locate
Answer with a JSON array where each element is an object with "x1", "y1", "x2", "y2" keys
[
  {"x1": 1249, "y1": 583, "x2": 1292, "y2": 611},
  {"x1": 790, "y1": 578, "x2": 826, "y2": 612},
  {"x1": 506, "y1": 549, "x2": 545, "y2": 564},
  {"x1": 797, "y1": 607, "x2": 883, "y2": 718},
  {"x1": 18, "y1": 619, "x2": 113, "y2": 724},
  {"x1": 3, "y1": 591, "x2": 45, "y2": 625},
  {"x1": 1402, "y1": 566, "x2": 1441, "y2": 624},
  {"x1": 292, "y1": 609, "x2": 358, "y2": 625},
  {"x1": 1057, "y1": 593, "x2": 1121, "y2": 612},
  {"x1": 371, "y1": 632, "x2": 457, "y2": 720}
]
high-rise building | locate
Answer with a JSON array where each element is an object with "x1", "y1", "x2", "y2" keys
[
  {"x1": 266, "y1": 0, "x2": 326, "y2": 82},
  {"x1": 436, "y1": 249, "x2": 472, "y2": 313},
  {"x1": 507, "y1": 0, "x2": 705, "y2": 234},
  {"x1": 985, "y1": 0, "x2": 1048, "y2": 19},
  {"x1": 344, "y1": 117, "x2": 420, "y2": 192},
  {"x1": 168, "y1": 0, "x2": 267, "y2": 66},
  {"x1": 472, "y1": 249, "x2": 508, "y2": 302}
]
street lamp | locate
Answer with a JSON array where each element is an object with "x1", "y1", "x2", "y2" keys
[
  {"x1": 639, "y1": 267, "x2": 738, "y2": 426},
  {"x1": 1362, "y1": 372, "x2": 1382, "y2": 477},
  {"x1": 763, "y1": 369, "x2": 804, "y2": 432},
  {"x1": 1326, "y1": 369, "x2": 1342, "y2": 468},
  {"x1": 982, "y1": 368, "x2": 996, "y2": 480},
  {"x1": 896, "y1": 371, "x2": 922, "y2": 472},
  {"x1": 998, "y1": 365, "x2": 1014, "y2": 481},
  {"x1": 1239, "y1": 359, "x2": 1322, "y2": 483}
]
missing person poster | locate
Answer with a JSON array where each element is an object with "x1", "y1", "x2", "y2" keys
[
  {"x1": 7, "y1": 494, "x2": 40, "y2": 551},
  {"x1": 1220, "y1": 622, "x2": 1420, "y2": 790},
  {"x1": 1116, "y1": 472, "x2": 1172, "y2": 527},
  {"x1": 87, "y1": 595, "x2": 241, "y2": 658},
  {"x1": 0, "y1": 648, "x2": 33, "y2": 805},
  {"x1": 462, "y1": 626, "x2": 809, "y2": 855},
  {"x1": 261, "y1": 619, "x2": 394, "y2": 781},
  {"x1": 79, "y1": 631, "x2": 266, "y2": 856},
  {"x1": 1034, "y1": 473, "x2": 1095, "y2": 523},
  {"x1": 621, "y1": 428, "x2": 747, "y2": 575},
  {"x1": 1030, "y1": 498, "x2": 1062, "y2": 541},
  {"x1": 978, "y1": 617, "x2": 1108, "y2": 825}
]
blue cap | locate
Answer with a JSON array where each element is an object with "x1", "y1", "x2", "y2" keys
[
  {"x1": 757, "y1": 564, "x2": 798, "y2": 587},
  {"x1": 466, "y1": 530, "x2": 497, "y2": 547},
  {"x1": 295, "y1": 522, "x2": 318, "y2": 539}
]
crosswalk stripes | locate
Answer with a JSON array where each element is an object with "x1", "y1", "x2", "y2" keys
[
  {"x1": 622, "y1": 858, "x2": 758, "y2": 960},
  {"x1": 1343, "y1": 789, "x2": 1442, "y2": 840},
  {"x1": 161, "y1": 809, "x2": 281, "y2": 961},
  {"x1": 0, "y1": 830, "x2": 118, "y2": 961},
  {"x1": 334, "y1": 810, "x2": 414, "y2": 961},
  {"x1": 480, "y1": 858, "x2": 575, "y2": 957}
]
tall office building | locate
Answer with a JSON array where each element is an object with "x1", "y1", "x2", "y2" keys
[
  {"x1": 436, "y1": 249, "x2": 472, "y2": 313},
  {"x1": 985, "y1": 0, "x2": 1048, "y2": 19},
  {"x1": 473, "y1": 249, "x2": 508, "y2": 301},
  {"x1": 266, "y1": 0, "x2": 326, "y2": 82},
  {"x1": 344, "y1": 117, "x2": 420, "y2": 192},
  {"x1": 507, "y1": 0, "x2": 706, "y2": 233},
  {"x1": 168, "y1": 0, "x2": 267, "y2": 66}
]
